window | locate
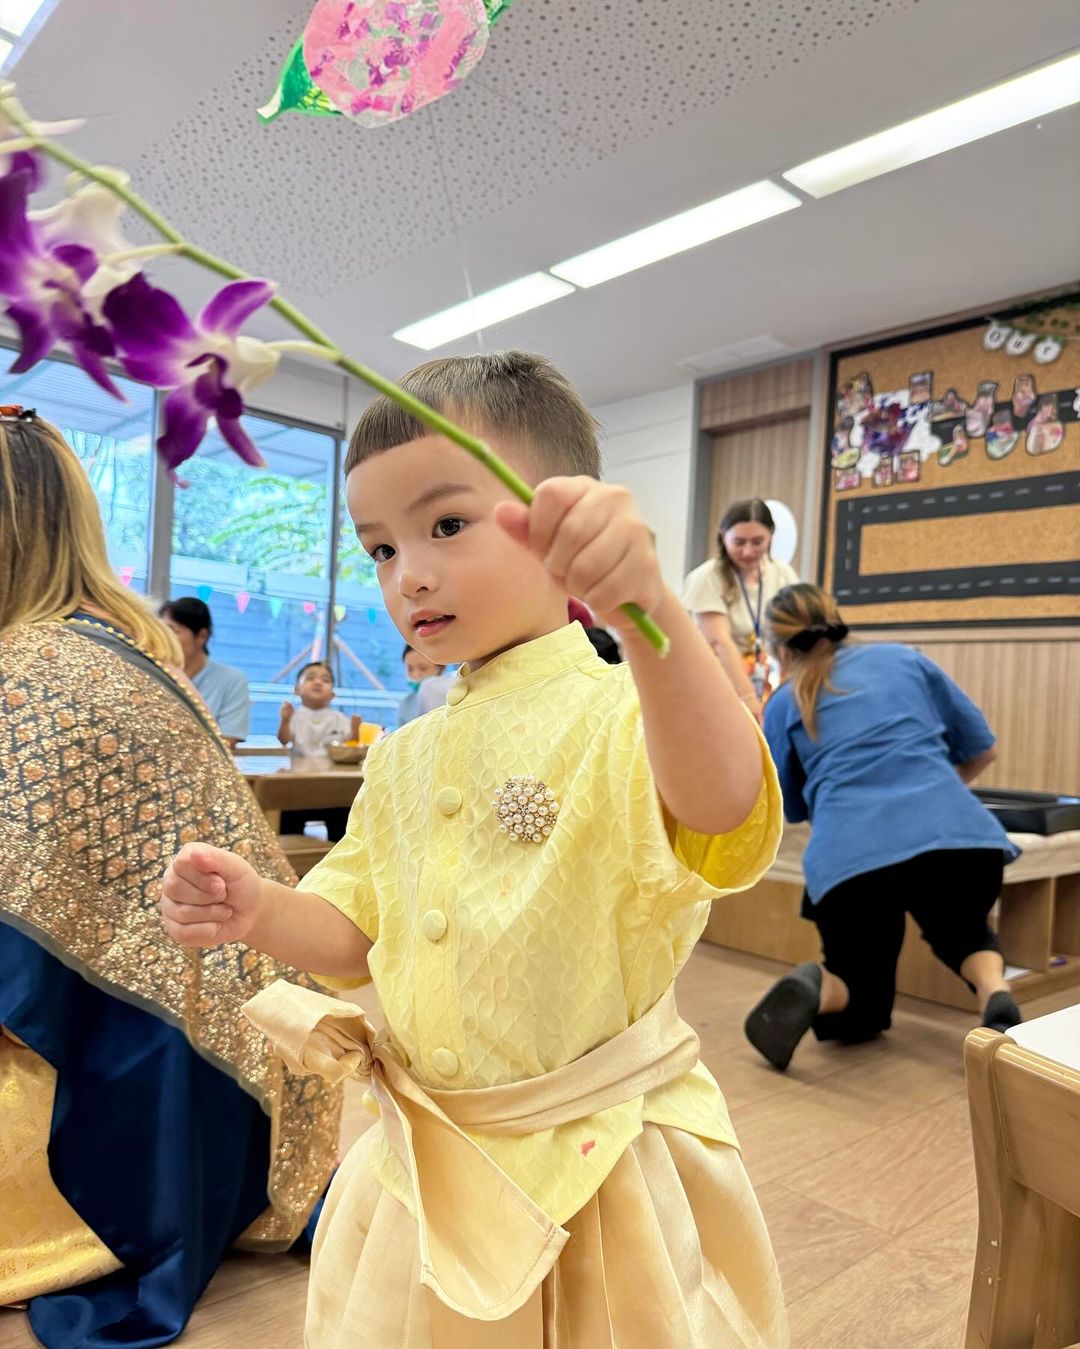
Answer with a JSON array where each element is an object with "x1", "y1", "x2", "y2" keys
[
  {"x1": 169, "y1": 413, "x2": 341, "y2": 740},
  {"x1": 1, "y1": 347, "x2": 156, "y2": 592},
  {"x1": 2, "y1": 342, "x2": 412, "y2": 740},
  {"x1": 331, "y1": 496, "x2": 406, "y2": 732}
]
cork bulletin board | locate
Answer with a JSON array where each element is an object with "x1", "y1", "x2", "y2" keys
[{"x1": 819, "y1": 297, "x2": 1080, "y2": 628}]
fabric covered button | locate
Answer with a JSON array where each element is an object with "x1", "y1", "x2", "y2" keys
[
  {"x1": 445, "y1": 682, "x2": 468, "y2": 706},
  {"x1": 431, "y1": 1047, "x2": 459, "y2": 1077},
  {"x1": 421, "y1": 909, "x2": 448, "y2": 942},
  {"x1": 435, "y1": 786, "x2": 462, "y2": 816}
]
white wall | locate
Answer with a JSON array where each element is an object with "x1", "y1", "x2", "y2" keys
[
  {"x1": 593, "y1": 384, "x2": 695, "y2": 591},
  {"x1": 248, "y1": 354, "x2": 370, "y2": 432}
]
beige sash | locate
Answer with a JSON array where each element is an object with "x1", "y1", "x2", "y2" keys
[{"x1": 242, "y1": 982, "x2": 699, "y2": 1322}]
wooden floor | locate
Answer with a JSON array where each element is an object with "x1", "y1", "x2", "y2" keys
[{"x1": 4, "y1": 944, "x2": 1078, "y2": 1348}]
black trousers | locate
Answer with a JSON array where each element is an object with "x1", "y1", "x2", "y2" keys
[{"x1": 802, "y1": 848, "x2": 1005, "y2": 1043}]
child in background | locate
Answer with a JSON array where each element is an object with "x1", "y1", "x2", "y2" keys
[
  {"x1": 397, "y1": 644, "x2": 455, "y2": 727},
  {"x1": 162, "y1": 351, "x2": 787, "y2": 1347},
  {"x1": 277, "y1": 661, "x2": 361, "y2": 843},
  {"x1": 277, "y1": 661, "x2": 361, "y2": 760}
]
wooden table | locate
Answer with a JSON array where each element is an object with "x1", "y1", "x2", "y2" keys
[
  {"x1": 235, "y1": 760, "x2": 365, "y2": 877},
  {"x1": 237, "y1": 763, "x2": 365, "y2": 822}
]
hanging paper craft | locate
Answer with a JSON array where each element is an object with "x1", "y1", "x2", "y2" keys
[
  {"x1": 196, "y1": 584, "x2": 213, "y2": 602},
  {"x1": 118, "y1": 565, "x2": 134, "y2": 587},
  {"x1": 260, "y1": 0, "x2": 515, "y2": 124},
  {"x1": 333, "y1": 602, "x2": 347, "y2": 621},
  {"x1": 303, "y1": 601, "x2": 317, "y2": 615},
  {"x1": 304, "y1": 0, "x2": 489, "y2": 128},
  {"x1": 236, "y1": 590, "x2": 251, "y2": 614},
  {"x1": 257, "y1": 38, "x2": 340, "y2": 123},
  {"x1": 268, "y1": 597, "x2": 284, "y2": 619}
]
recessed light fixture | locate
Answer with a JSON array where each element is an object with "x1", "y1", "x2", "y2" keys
[
  {"x1": 784, "y1": 50, "x2": 1080, "y2": 198},
  {"x1": 393, "y1": 272, "x2": 575, "y2": 351},
  {"x1": 549, "y1": 180, "x2": 801, "y2": 289},
  {"x1": 0, "y1": 0, "x2": 60, "y2": 71}
]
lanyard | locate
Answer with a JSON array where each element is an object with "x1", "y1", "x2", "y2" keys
[{"x1": 735, "y1": 567, "x2": 764, "y2": 648}]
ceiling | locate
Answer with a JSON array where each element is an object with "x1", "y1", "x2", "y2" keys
[{"x1": 10, "y1": 0, "x2": 1080, "y2": 406}]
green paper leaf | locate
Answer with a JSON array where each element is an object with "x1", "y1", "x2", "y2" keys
[
  {"x1": 257, "y1": 37, "x2": 341, "y2": 123},
  {"x1": 484, "y1": 0, "x2": 514, "y2": 20}
]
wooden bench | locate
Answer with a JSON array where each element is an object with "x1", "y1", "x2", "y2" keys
[
  {"x1": 703, "y1": 825, "x2": 1080, "y2": 1009},
  {"x1": 965, "y1": 1023, "x2": 1080, "y2": 1348},
  {"x1": 245, "y1": 768, "x2": 365, "y2": 878}
]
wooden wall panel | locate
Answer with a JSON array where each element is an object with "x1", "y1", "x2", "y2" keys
[
  {"x1": 879, "y1": 634, "x2": 1080, "y2": 796},
  {"x1": 699, "y1": 357, "x2": 813, "y2": 432},
  {"x1": 707, "y1": 414, "x2": 811, "y2": 559}
]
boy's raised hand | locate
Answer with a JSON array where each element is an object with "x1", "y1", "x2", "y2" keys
[
  {"x1": 495, "y1": 478, "x2": 664, "y2": 630},
  {"x1": 161, "y1": 843, "x2": 263, "y2": 947}
]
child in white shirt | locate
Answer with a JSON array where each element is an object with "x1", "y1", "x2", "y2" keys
[
  {"x1": 277, "y1": 661, "x2": 360, "y2": 760},
  {"x1": 276, "y1": 662, "x2": 362, "y2": 842}
]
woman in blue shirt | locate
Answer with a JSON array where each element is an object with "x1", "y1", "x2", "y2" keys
[{"x1": 747, "y1": 583, "x2": 1021, "y2": 1071}]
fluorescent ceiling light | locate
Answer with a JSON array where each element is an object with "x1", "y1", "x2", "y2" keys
[
  {"x1": 0, "y1": 0, "x2": 47, "y2": 37},
  {"x1": 549, "y1": 180, "x2": 801, "y2": 289},
  {"x1": 393, "y1": 272, "x2": 574, "y2": 350},
  {"x1": 785, "y1": 50, "x2": 1080, "y2": 198}
]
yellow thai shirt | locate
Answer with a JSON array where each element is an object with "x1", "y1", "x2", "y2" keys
[{"x1": 300, "y1": 622, "x2": 781, "y2": 1225}]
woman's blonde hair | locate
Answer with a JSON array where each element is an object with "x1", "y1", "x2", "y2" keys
[
  {"x1": 0, "y1": 415, "x2": 181, "y2": 665},
  {"x1": 765, "y1": 583, "x2": 849, "y2": 738}
]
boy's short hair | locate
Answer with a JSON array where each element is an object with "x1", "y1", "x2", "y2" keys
[
  {"x1": 297, "y1": 660, "x2": 333, "y2": 682},
  {"x1": 346, "y1": 351, "x2": 601, "y2": 480}
]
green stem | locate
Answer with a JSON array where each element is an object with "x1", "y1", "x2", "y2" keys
[{"x1": 0, "y1": 91, "x2": 669, "y2": 656}]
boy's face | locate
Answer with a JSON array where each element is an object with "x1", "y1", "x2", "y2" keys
[
  {"x1": 347, "y1": 433, "x2": 568, "y2": 668},
  {"x1": 404, "y1": 649, "x2": 442, "y2": 683},
  {"x1": 296, "y1": 664, "x2": 335, "y2": 708},
  {"x1": 163, "y1": 618, "x2": 207, "y2": 662}
]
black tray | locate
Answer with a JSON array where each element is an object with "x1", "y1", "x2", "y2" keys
[{"x1": 974, "y1": 788, "x2": 1080, "y2": 836}]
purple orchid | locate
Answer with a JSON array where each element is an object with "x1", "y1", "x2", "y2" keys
[
  {"x1": 0, "y1": 151, "x2": 130, "y2": 395},
  {"x1": 104, "y1": 272, "x2": 279, "y2": 474}
]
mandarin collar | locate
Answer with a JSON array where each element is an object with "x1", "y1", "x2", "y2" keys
[{"x1": 446, "y1": 623, "x2": 596, "y2": 710}]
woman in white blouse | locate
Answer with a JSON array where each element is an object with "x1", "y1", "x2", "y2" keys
[{"x1": 681, "y1": 498, "x2": 799, "y2": 721}]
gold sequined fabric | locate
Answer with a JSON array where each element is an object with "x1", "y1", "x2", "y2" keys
[
  {"x1": 0, "y1": 621, "x2": 341, "y2": 1248},
  {"x1": 0, "y1": 1028, "x2": 122, "y2": 1302}
]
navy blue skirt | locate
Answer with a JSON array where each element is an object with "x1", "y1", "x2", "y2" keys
[{"x1": 0, "y1": 921, "x2": 318, "y2": 1348}]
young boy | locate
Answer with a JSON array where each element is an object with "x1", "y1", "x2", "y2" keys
[
  {"x1": 277, "y1": 661, "x2": 361, "y2": 760},
  {"x1": 161, "y1": 351, "x2": 787, "y2": 1346},
  {"x1": 398, "y1": 644, "x2": 455, "y2": 727},
  {"x1": 277, "y1": 661, "x2": 361, "y2": 842}
]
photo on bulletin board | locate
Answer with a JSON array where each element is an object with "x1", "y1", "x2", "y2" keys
[{"x1": 818, "y1": 294, "x2": 1080, "y2": 629}]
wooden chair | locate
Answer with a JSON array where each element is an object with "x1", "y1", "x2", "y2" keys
[
  {"x1": 249, "y1": 772, "x2": 362, "y2": 877},
  {"x1": 276, "y1": 834, "x2": 333, "y2": 878},
  {"x1": 964, "y1": 1027, "x2": 1080, "y2": 1348}
]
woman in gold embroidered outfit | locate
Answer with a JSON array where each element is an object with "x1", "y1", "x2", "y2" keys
[{"x1": 0, "y1": 411, "x2": 340, "y2": 1348}]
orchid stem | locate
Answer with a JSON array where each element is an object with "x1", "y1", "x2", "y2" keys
[{"x1": 0, "y1": 90, "x2": 669, "y2": 656}]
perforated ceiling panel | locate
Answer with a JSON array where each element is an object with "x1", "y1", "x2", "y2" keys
[{"x1": 130, "y1": 0, "x2": 924, "y2": 296}]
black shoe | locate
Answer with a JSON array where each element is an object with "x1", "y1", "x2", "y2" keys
[
  {"x1": 744, "y1": 963, "x2": 822, "y2": 1071},
  {"x1": 982, "y1": 990, "x2": 1022, "y2": 1033}
]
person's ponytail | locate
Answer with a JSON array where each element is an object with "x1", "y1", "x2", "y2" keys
[{"x1": 765, "y1": 584, "x2": 849, "y2": 738}]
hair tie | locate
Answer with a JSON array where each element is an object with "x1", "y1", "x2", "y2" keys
[
  {"x1": 786, "y1": 621, "x2": 848, "y2": 652},
  {"x1": 0, "y1": 405, "x2": 37, "y2": 422}
]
